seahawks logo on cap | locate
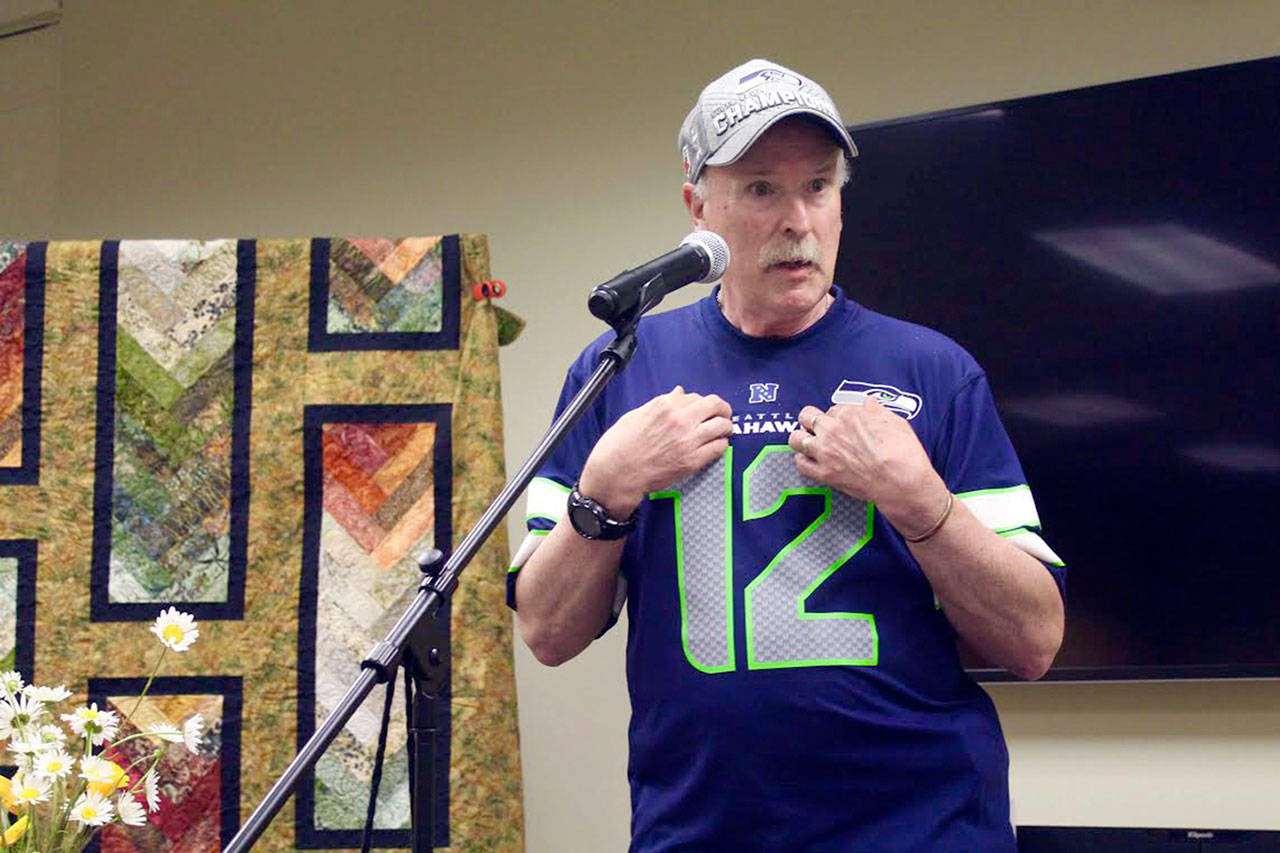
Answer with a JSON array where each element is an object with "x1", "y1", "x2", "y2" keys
[
  {"x1": 831, "y1": 381, "x2": 923, "y2": 419},
  {"x1": 738, "y1": 67, "x2": 802, "y2": 89}
]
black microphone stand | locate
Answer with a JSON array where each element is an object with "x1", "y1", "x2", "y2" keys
[{"x1": 224, "y1": 273, "x2": 669, "y2": 852}]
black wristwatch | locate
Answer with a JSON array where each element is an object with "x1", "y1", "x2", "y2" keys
[{"x1": 567, "y1": 484, "x2": 638, "y2": 541}]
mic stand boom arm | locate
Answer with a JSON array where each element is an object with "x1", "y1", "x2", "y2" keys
[{"x1": 224, "y1": 274, "x2": 664, "y2": 852}]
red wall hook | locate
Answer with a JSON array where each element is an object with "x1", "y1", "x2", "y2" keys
[{"x1": 472, "y1": 280, "x2": 507, "y2": 301}]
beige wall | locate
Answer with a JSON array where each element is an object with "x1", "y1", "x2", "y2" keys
[{"x1": 3, "y1": 1, "x2": 1278, "y2": 849}]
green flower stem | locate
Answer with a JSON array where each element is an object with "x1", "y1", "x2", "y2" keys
[
  {"x1": 51, "y1": 769, "x2": 87, "y2": 850},
  {"x1": 141, "y1": 751, "x2": 163, "y2": 797},
  {"x1": 41, "y1": 775, "x2": 69, "y2": 853},
  {"x1": 107, "y1": 731, "x2": 178, "y2": 753},
  {"x1": 59, "y1": 820, "x2": 91, "y2": 853},
  {"x1": 25, "y1": 800, "x2": 38, "y2": 853},
  {"x1": 124, "y1": 645, "x2": 168, "y2": 723},
  {"x1": 117, "y1": 748, "x2": 163, "y2": 793}
]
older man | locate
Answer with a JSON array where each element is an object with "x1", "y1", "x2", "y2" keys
[{"x1": 509, "y1": 59, "x2": 1065, "y2": 851}]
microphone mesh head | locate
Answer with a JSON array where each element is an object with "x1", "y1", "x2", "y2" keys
[{"x1": 680, "y1": 230, "x2": 731, "y2": 282}]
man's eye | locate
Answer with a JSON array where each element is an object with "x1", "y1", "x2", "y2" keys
[
  {"x1": 748, "y1": 182, "x2": 771, "y2": 197},
  {"x1": 809, "y1": 179, "x2": 828, "y2": 193}
]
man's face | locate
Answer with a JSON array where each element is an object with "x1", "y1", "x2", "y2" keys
[{"x1": 685, "y1": 118, "x2": 844, "y2": 332}]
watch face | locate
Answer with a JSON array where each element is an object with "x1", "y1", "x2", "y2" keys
[{"x1": 569, "y1": 501, "x2": 604, "y2": 539}]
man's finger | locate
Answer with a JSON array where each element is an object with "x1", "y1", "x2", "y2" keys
[
  {"x1": 862, "y1": 397, "x2": 891, "y2": 419},
  {"x1": 831, "y1": 397, "x2": 884, "y2": 417},
  {"x1": 798, "y1": 405, "x2": 824, "y2": 433},
  {"x1": 691, "y1": 437, "x2": 730, "y2": 470},
  {"x1": 793, "y1": 450, "x2": 820, "y2": 479},
  {"x1": 788, "y1": 429, "x2": 811, "y2": 455},
  {"x1": 694, "y1": 416, "x2": 734, "y2": 445},
  {"x1": 687, "y1": 392, "x2": 732, "y2": 420}
]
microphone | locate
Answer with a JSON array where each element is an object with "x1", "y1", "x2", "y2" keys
[{"x1": 588, "y1": 231, "x2": 730, "y2": 323}]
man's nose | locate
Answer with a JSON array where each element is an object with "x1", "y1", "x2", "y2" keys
[{"x1": 780, "y1": 194, "x2": 813, "y2": 236}]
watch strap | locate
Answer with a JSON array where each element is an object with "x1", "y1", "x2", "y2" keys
[{"x1": 567, "y1": 484, "x2": 637, "y2": 540}]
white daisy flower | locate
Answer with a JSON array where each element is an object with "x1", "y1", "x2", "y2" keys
[
  {"x1": 0, "y1": 700, "x2": 13, "y2": 737},
  {"x1": 69, "y1": 791, "x2": 115, "y2": 827},
  {"x1": 61, "y1": 703, "x2": 120, "y2": 745},
  {"x1": 82, "y1": 755, "x2": 129, "y2": 797},
  {"x1": 142, "y1": 768, "x2": 161, "y2": 812},
  {"x1": 9, "y1": 771, "x2": 50, "y2": 806},
  {"x1": 61, "y1": 702, "x2": 104, "y2": 733},
  {"x1": 22, "y1": 684, "x2": 72, "y2": 703},
  {"x1": 117, "y1": 793, "x2": 148, "y2": 826},
  {"x1": 34, "y1": 750, "x2": 75, "y2": 779},
  {"x1": 0, "y1": 693, "x2": 47, "y2": 736},
  {"x1": 145, "y1": 723, "x2": 183, "y2": 744},
  {"x1": 150, "y1": 607, "x2": 200, "y2": 652},
  {"x1": 31, "y1": 723, "x2": 67, "y2": 749},
  {"x1": 79, "y1": 754, "x2": 118, "y2": 785},
  {"x1": 182, "y1": 713, "x2": 205, "y2": 753},
  {"x1": 95, "y1": 718, "x2": 120, "y2": 745},
  {"x1": 0, "y1": 670, "x2": 23, "y2": 696},
  {"x1": 7, "y1": 734, "x2": 49, "y2": 756}
]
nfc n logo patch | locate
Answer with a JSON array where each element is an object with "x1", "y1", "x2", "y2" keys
[{"x1": 748, "y1": 382, "x2": 779, "y2": 404}]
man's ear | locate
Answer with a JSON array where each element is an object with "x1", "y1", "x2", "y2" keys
[{"x1": 682, "y1": 182, "x2": 705, "y2": 228}]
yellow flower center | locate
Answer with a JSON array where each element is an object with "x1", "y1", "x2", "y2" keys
[
  {"x1": 82, "y1": 806, "x2": 98, "y2": 818},
  {"x1": 83, "y1": 709, "x2": 99, "y2": 720},
  {"x1": 163, "y1": 624, "x2": 186, "y2": 644},
  {"x1": 19, "y1": 786, "x2": 37, "y2": 799}
]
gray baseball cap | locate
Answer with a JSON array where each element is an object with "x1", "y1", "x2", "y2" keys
[{"x1": 678, "y1": 58, "x2": 858, "y2": 183}]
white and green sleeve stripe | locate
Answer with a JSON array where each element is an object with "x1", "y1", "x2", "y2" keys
[
  {"x1": 525, "y1": 476, "x2": 571, "y2": 525},
  {"x1": 956, "y1": 485, "x2": 1064, "y2": 567},
  {"x1": 508, "y1": 475, "x2": 628, "y2": 616}
]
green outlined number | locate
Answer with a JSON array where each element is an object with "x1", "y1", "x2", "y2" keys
[
  {"x1": 651, "y1": 445, "x2": 878, "y2": 673},
  {"x1": 651, "y1": 450, "x2": 735, "y2": 674}
]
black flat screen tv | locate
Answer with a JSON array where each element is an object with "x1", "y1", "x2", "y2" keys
[{"x1": 834, "y1": 56, "x2": 1280, "y2": 681}]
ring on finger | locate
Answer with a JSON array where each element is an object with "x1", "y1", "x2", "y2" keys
[
  {"x1": 808, "y1": 412, "x2": 822, "y2": 432},
  {"x1": 802, "y1": 434, "x2": 814, "y2": 454}
]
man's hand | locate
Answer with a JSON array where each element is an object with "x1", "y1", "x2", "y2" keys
[
  {"x1": 579, "y1": 386, "x2": 733, "y2": 515},
  {"x1": 516, "y1": 386, "x2": 732, "y2": 666},
  {"x1": 788, "y1": 397, "x2": 1064, "y2": 679},
  {"x1": 787, "y1": 398, "x2": 947, "y2": 535}
]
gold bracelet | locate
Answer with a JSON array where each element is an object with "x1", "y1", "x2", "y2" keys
[{"x1": 902, "y1": 491, "x2": 954, "y2": 543}]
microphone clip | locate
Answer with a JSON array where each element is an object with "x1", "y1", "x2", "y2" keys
[{"x1": 606, "y1": 271, "x2": 665, "y2": 332}]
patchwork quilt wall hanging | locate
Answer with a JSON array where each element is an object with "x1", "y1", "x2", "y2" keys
[{"x1": 0, "y1": 236, "x2": 523, "y2": 851}]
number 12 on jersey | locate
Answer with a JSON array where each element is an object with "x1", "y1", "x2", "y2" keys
[{"x1": 650, "y1": 445, "x2": 878, "y2": 675}]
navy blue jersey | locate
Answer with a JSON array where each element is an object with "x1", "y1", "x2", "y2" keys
[{"x1": 510, "y1": 287, "x2": 1065, "y2": 852}]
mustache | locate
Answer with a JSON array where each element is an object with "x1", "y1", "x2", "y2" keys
[{"x1": 758, "y1": 235, "x2": 822, "y2": 269}]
